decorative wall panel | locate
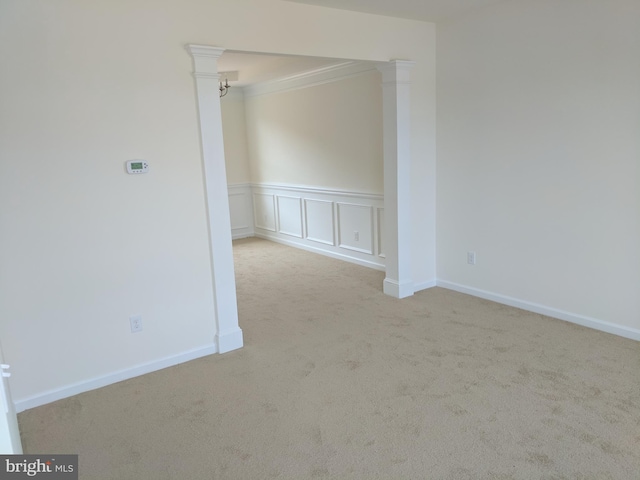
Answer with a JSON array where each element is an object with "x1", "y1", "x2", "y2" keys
[
  {"x1": 252, "y1": 192, "x2": 276, "y2": 232},
  {"x1": 337, "y1": 203, "x2": 374, "y2": 254},
  {"x1": 245, "y1": 184, "x2": 384, "y2": 270},
  {"x1": 304, "y1": 199, "x2": 335, "y2": 246},
  {"x1": 277, "y1": 196, "x2": 303, "y2": 238}
]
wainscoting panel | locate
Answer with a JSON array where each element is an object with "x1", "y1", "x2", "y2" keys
[
  {"x1": 337, "y1": 203, "x2": 374, "y2": 254},
  {"x1": 229, "y1": 194, "x2": 248, "y2": 229},
  {"x1": 228, "y1": 184, "x2": 255, "y2": 239},
  {"x1": 277, "y1": 196, "x2": 303, "y2": 238},
  {"x1": 253, "y1": 192, "x2": 276, "y2": 232},
  {"x1": 377, "y1": 208, "x2": 385, "y2": 258},
  {"x1": 250, "y1": 184, "x2": 384, "y2": 270},
  {"x1": 304, "y1": 199, "x2": 335, "y2": 246}
]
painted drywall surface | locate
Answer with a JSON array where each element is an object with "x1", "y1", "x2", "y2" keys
[
  {"x1": 0, "y1": 24, "x2": 216, "y2": 402},
  {"x1": 221, "y1": 90, "x2": 251, "y2": 185},
  {"x1": 245, "y1": 71, "x2": 384, "y2": 194},
  {"x1": 436, "y1": 0, "x2": 640, "y2": 329},
  {"x1": 0, "y1": 0, "x2": 435, "y2": 402}
]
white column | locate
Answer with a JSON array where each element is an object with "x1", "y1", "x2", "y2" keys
[
  {"x1": 0, "y1": 346, "x2": 22, "y2": 454},
  {"x1": 186, "y1": 45, "x2": 243, "y2": 353},
  {"x1": 377, "y1": 60, "x2": 415, "y2": 299}
]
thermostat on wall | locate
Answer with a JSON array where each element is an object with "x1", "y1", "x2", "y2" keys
[{"x1": 126, "y1": 160, "x2": 149, "y2": 174}]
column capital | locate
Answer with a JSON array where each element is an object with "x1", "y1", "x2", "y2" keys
[
  {"x1": 186, "y1": 44, "x2": 226, "y2": 59},
  {"x1": 186, "y1": 45, "x2": 226, "y2": 76}
]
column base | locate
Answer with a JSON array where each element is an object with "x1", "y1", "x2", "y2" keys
[
  {"x1": 383, "y1": 278, "x2": 414, "y2": 299},
  {"x1": 216, "y1": 327, "x2": 244, "y2": 354}
]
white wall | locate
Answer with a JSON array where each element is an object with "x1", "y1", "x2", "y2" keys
[
  {"x1": 0, "y1": 0, "x2": 436, "y2": 406},
  {"x1": 437, "y1": 0, "x2": 640, "y2": 335},
  {"x1": 244, "y1": 70, "x2": 384, "y2": 193},
  {"x1": 221, "y1": 90, "x2": 251, "y2": 185}
]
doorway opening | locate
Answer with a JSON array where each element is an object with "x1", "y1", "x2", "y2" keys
[{"x1": 187, "y1": 46, "x2": 414, "y2": 354}]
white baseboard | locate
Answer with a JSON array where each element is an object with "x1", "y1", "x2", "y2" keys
[
  {"x1": 15, "y1": 344, "x2": 218, "y2": 413},
  {"x1": 413, "y1": 279, "x2": 437, "y2": 293},
  {"x1": 255, "y1": 232, "x2": 385, "y2": 271},
  {"x1": 437, "y1": 280, "x2": 640, "y2": 341},
  {"x1": 232, "y1": 231, "x2": 254, "y2": 240}
]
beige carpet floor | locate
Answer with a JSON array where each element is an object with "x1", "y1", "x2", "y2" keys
[{"x1": 18, "y1": 237, "x2": 640, "y2": 479}]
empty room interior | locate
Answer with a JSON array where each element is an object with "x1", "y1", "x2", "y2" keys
[{"x1": 0, "y1": 0, "x2": 638, "y2": 478}]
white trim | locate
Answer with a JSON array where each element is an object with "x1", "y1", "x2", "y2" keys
[
  {"x1": 187, "y1": 43, "x2": 244, "y2": 354},
  {"x1": 437, "y1": 280, "x2": 640, "y2": 342},
  {"x1": 255, "y1": 232, "x2": 385, "y2": 271},
  {"x1": 186, "y1": 44, "x2": 225, "y2": 58},
  {"x1": 303, "y1": 198, "x2": 335, "y2": 246},
  {"x1": 252, "y1": 182, "x2": 383, "y2": 201},
  {"x1": 228, "y1": 184, "x2": 255, "y2": 240},
  {"x1": 336, "y1": 202, "x2": 374, "y2": 255},
  {"x1": 276, "y1": 195, "x2": 303, "y2": 238},
  {"x1": 228, "y1": 193, "x2": 250, "y2": 229},
  {"x1": 246, "y1": 183, "x2": 384, "y2": 269},
  {"x1": 337, "y1": 244, "x2": 374, "y2": 255},
  {"x1": 383, "y1": 278, "x2": 414, "y2": 299},
  {"x1": 14, "y1": 344, "x2": 217, "y2": 413},
  {"x1": 243, "y1": 61, "x2": 378, "y2": 98},
  {"x1": 376, "y1": 207, "x2": 385, "y2": 258},
  {"x1": 252, "y1": 193, "x2": 277, "y2": 232},
  {"x1": 413, "y1": 280, "x2": 437, "y2": 292},
  {"x1": 231, "y1": 233, "x2": 253, "y2": 240},
  {"x1": 216, "y1": 329, "x2": 244, "y2": 354},
  {"x1": 377, "y1": 60, "x2": 415, "y2": 299}
]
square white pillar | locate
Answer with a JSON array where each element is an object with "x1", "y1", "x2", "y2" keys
[
  {"x1": 377, "y1": 60, "x2": 416, "y2": 299},
  {"x1": 186, "y1": 45, "x2": 243, "y2": 353}
]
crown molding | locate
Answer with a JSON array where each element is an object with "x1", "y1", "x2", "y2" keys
[
  {"x1": 220, "y1": 87, "x2": 245, "y2": 100},
  {"x1": 243, "y1": 60, "x2": 378, "y2": 98}
]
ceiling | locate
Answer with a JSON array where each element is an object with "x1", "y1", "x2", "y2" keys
[{"x1": 283, "y1": 0, "x2": 507, "y2": 23}]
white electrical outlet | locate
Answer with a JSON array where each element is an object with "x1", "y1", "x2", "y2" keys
[
  {"x1": 130, "y1": 315, "x2": 143, "y2": 333},
  {"x1": 467, "y1": 251, "x2": 476, "y2": 265},
  {"x1": 354, "y1": 231, "x2": 359, "y2": 241}
]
